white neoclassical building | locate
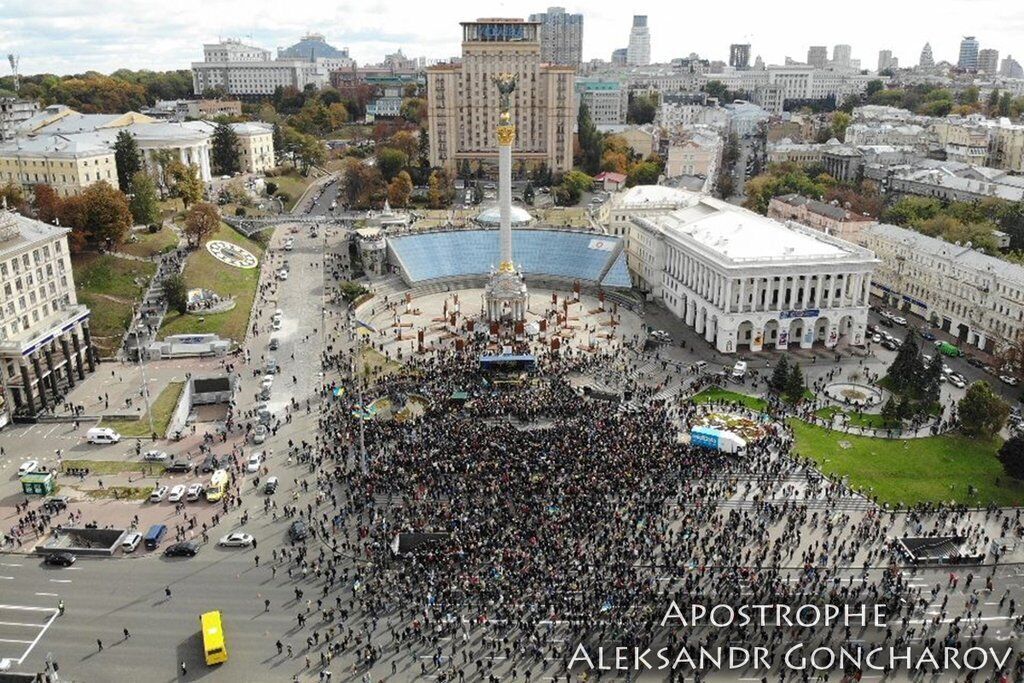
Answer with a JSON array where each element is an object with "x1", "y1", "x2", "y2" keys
[{"x1": 629, "y1": 196, "x2": 878, "y2": 353}]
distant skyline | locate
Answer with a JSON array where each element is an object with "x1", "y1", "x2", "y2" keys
[{"x1": 0, "y1": 0, "x2": 1021, "y2": 76}]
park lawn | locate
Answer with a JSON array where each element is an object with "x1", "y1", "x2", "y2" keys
[
  {"x1": 83, "y1": 486, "x2": 154, "y2": 501},
  {"x1": 788, "y1": 419, "x2": 1024, "y2": 507},
  {"x1": 815, "y1": 405, "x2": 844, "y2": 421},
  {"x1": 272, "y1": 170, "x2": 318, "y2": 211},
  {"x1": 119, "y1": 227, "x2": 179, "y2": 259},
  {"x1": 72, "y1": 253, "x2": 156, "y2": 356},
  {"x1": 846, "y1": 411, "x2": 897, "y2": 429},
  {"x1": 158, "y1": 224, "x2": 264, "y2": 345},
  {"x1": 690, "y1": 387, "x2": 768, "y2": 412},
  {"x1": 72, "y1": 252, "x2": 156, "y2": 300},
  {"x1": 61, "y1": 460, "x2": 165, "y2": 476},
  {"x1": 100, "y1": 380, "x2": 185, "y2": 438}
]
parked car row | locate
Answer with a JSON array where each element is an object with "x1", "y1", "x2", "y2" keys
[{"x1": 149, "y1": 482, "x2": 206, "y2": 503}]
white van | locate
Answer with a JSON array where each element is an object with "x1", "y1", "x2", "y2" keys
[
  {"x1": 731, "y1": 361, "x2": 748, "y2": 381},
  {"x1": 87, "y1": 427, "x2": 121, "y2": 444}
]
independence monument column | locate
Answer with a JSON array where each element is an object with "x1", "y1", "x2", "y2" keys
[{"x1": 484, "y1": 73, "x2": 528, "y2": 323}]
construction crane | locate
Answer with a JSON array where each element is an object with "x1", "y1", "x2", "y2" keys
[{"x1": 7, "y1": 54, "x2": 19, "y2": 95}]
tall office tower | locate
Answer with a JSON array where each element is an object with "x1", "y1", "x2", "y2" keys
[
  {"x1": 529, "y1": 7, "x2": 583, "y2": 67},
  {"x1": 729, "y1": 43, "x2": 751, "y2": 69},
  {"x1": 958, "y1": 36, "x2": 979, "y2": 71},
  {"x1": 832, "y1": 44, "x2": 852, "y2": 68},
  {"x1": 919, "y1": 42, "x2": 934, "y2": 68},
  {"x1": 626, "y1": 15, "x2": 651, "y2": 66},
  {"x1": 978, "y1": 48, "x2": 999, "y2": 74},
  {"x1": 611, "y1": 48, "x2": 628, "y2": 65},
  {"x1": 807, "y1": 46, "x2": 828, "y2": 69},
  {"x1": 877, "y1": 49, "x2": 898, "y2": 73},
  {"x1": 1001, "y1": 55, "x2": 1024, "y2": 78},
  {"x1": 426, "y1": 18, "x2": 575, "y2": 175}
]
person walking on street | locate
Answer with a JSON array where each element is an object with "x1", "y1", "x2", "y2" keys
[
  {"x1": 123, "y1": 627, "x2": 130, "y2": 639},
  {"x1": 97, "y1": 638, "x2": 103, "y2": 651},
  {"x1": 181, "y1": 660, "x2": 187, "y2": 676}
]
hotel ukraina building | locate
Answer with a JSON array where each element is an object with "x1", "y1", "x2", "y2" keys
[
  {"x1": 0, "y1": 210, "x2": 94, "y2": 426},
  {"x1": 426, "y1": 18, "x2": 575, "y2": 175},
  {"x1": 622, "y1": 187, "x2": 878, "y2": 353}
]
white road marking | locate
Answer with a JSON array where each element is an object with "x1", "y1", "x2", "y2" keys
[
  {"x1": 48, "y1": 579, "x2": 71, "y2": 584},
  {"x1": 0, "y1": 576, "x2": 13, "y2": 580},
  {"x1": 0, "y1": 621, "x2": 46, "y2": 629},
  {"x1": 33, "y1": 593, "x2": 58, "y2": 597},
  {"x1": 0, "y1": 638, "x2": 33, "y2": 644},
  {"x1": 1, "y1": 563, "x2": 22, "y2": 567},
  {"x1": 15, "y1": 607, "x2": 58, "y2": 664}
]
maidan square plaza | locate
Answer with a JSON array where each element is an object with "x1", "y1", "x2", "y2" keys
[{"x1": 4, "y1": 5, "x2": 1024, "y2": 683}]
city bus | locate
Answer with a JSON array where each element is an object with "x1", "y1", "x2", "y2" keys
[
  {"x1": 205, "y1": 469, "x2": 229, "y2": 503},
  {"x1": 199, "y1": 610, "x2": 227, "y2": 665}
]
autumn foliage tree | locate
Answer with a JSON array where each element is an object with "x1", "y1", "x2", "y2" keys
[
  {"x1": 387, "y1": 171, "x2": 413, "y2": 208},
  {"x1": 32, "y1": 184, "x2": 61, "y2": 224},
  {"x1": 57, "y1": 181, "x2": 132, "y2": 251},
  {"x1": 183, "y1": 202, "x2": 220, "y2": 248}
]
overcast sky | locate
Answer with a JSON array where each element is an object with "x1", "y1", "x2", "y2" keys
[{"x1": 0, "y1": 0, "x2": 1021, "y2": 76}]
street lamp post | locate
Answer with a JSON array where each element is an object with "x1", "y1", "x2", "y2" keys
[{"x1": 135, "y1": 339, "x2": 155, "y2": 437}]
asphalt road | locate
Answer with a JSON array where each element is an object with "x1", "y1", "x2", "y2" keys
[{"x1": 5, "y1": 222, "x2": 341, "y2": 681}]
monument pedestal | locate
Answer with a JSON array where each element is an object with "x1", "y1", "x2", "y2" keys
[{"x1": 485, "y1": 270, "x2": 528, "y2": 322}]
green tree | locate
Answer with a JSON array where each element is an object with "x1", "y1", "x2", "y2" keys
[
  {"x1": 627, "y1": 161, "x2": 660, "y2": 187},
  {"x1": 998, "y1": 435, "x2": 1024, "y2": 480},
  {"x1": 523, "y1": 181, "x2": 535, "y2": 206},
  {"x1": 577, "y1": 102, "x2": 602, "y2": 175},
  {"x1": 113, "y1": 130, "x2": 141, "y2": 193},
  {"x1": 865, "y1": 80, "x2": 885, "y2": 98},
  {"x1": 296, "y1": 134, "x2": 327, "y2": 174},
  {"x1": 128, "y1": 171, "x2": 160, "y2": 226},
  {"x1": 880, "y1": 397, "x2": 899, "y2": 425},
  {"x1": 882, "y1": 196, "x2": 943, "y2": 226},
  {"x1": 830, "y1": 111, "x2": 852, "y2": 142},
  {"x1": 169, "y1": 162, "x2": 204, "y2": 209},
  {"x1": 785, "y1": 363, "x2": 805, "y2": 402},
  {"x1": 554, "y1": 170, "x2": 593, "y2": 206},
  {"x1": 958, "y1": 381, "x2": 1009, "y2": 437},
  {"x1": 922, "y1": 351, "x2": 943, "y2": 406},
  {"x1": 885, "y1": 332, "x2": 923, "y2": 395},
  {"x1": 211, "y1": 122, "x2": 241, "y2": 176},
  {"x1": 627, "y1": 93, "x2": 658, "y2": 124},
  {"x1": 164, "y1": 273, "x2": 188, "y2": 315},
  {"x1": 768, "y1": 355, "x2": 791, "y2": 393},
  {"x1": 376, "y1": 148, "x2": 409, "y2": 182}
]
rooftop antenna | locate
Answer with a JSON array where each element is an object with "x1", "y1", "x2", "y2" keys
[{"x1": 7, "y1": 54, "x2": 19, "y2": 95}]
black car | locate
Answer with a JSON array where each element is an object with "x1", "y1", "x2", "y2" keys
[
  {"x1": 42, "y1": 496, "x2": 69, "y2": 512},
  {"x1": 163, "y1": 541, "x2": 199, "y2": 558},
  {"x1": 878, "y1": 317, "x2": 894, "y2": 328},
  {"x1": 288, "y1": 520, "x2": 309, "y2": 542},
  {"x1": 43, "y1": 552, "x2": 76, "y2": 567},
  {"x1": 164, "y1": 461, "x2": 192, "y2": 474},
  {"x1": 199, "y1": 455, "x2": 220, "y2": 474},
  {"x1": 966, "y1": 356, "x2": 986, "y2": 369}
]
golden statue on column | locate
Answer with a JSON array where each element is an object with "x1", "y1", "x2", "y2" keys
[{"x1": 484, "y1": 72, "x2": 528, "y2": 322}]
